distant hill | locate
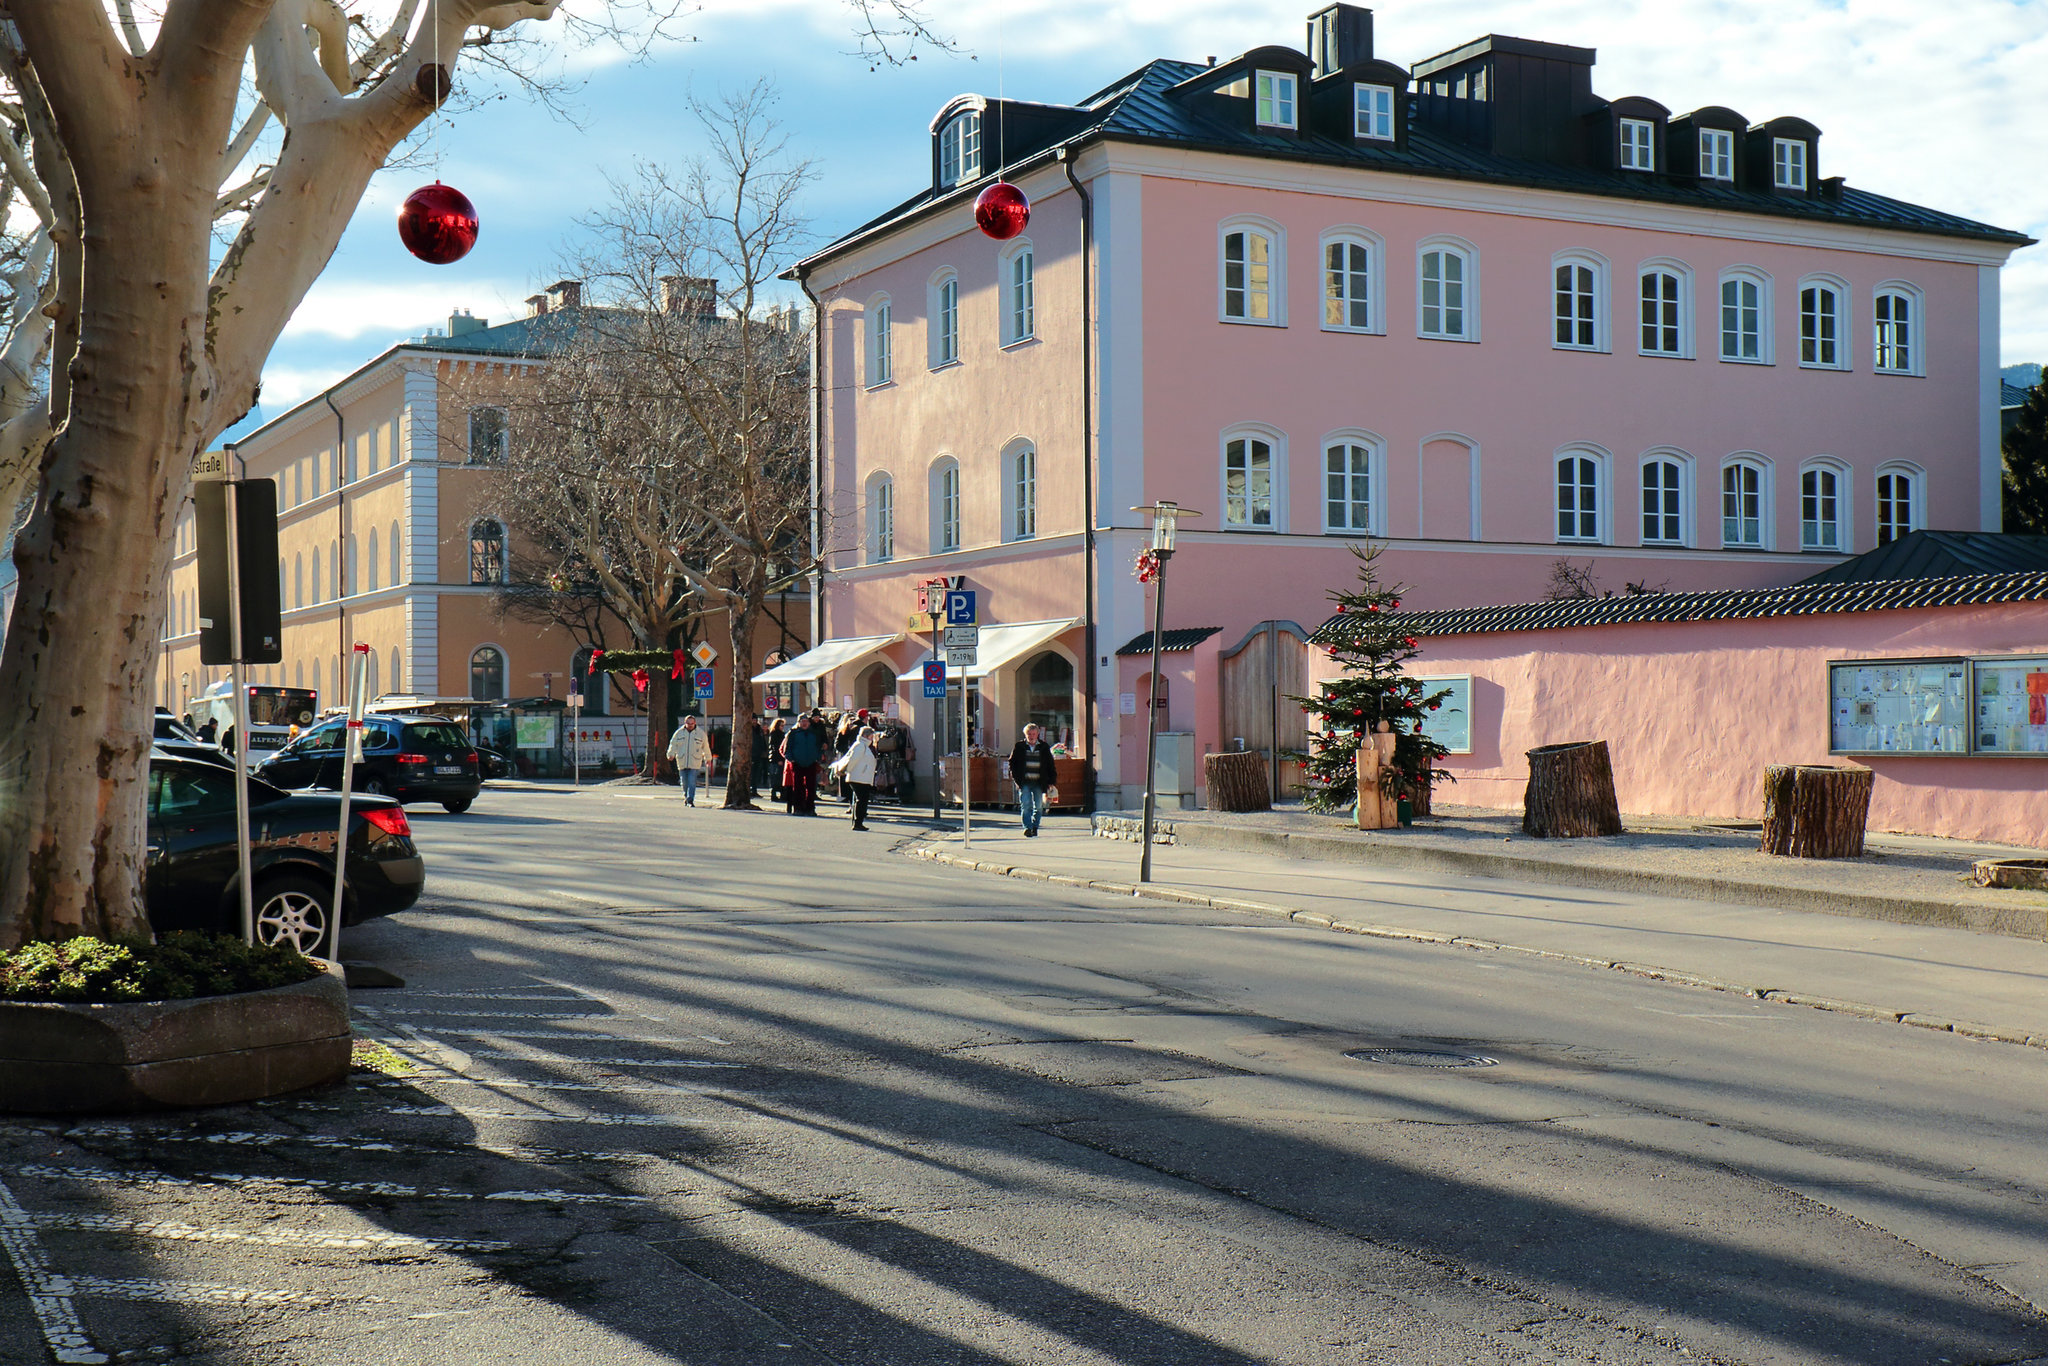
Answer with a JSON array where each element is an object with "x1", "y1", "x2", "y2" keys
[{"x1": 2005, "y1": 363, "x2": 2042, "y2": 389}]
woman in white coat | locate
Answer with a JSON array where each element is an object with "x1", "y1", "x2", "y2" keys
[{"x1": 830, "y1": 725, "x2": 880, "y2": 831}]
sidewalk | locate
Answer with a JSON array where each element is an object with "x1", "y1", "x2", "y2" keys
[{"x1": 905, "y1": 806, "x2": 2048, "y2": 1051}]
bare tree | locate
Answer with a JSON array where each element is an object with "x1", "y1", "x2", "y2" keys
[{"x1": 0, "y1": 4, "x2": 944, "y2": 950}]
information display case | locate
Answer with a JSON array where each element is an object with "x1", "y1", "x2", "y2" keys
[
  {"x1": 1829, "y1": 656, "x2": 2048, "y2": 757},
  {"x1": 1415, "y1": 676, "x2": 1472, "y2": 754},
  {"x1": 1973, "y1": 657, "x2": 2048, "y2": 754}
]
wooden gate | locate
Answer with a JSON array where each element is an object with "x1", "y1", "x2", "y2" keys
[{"x1": 1218, "y1": 622, "x2": 1310, "y2": 804}]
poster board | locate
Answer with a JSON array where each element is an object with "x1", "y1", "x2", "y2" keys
[
  {"x1": 514, "y1": 715, "x2": 558, "y2": 750},
  {"x1": 1972, "y1": 656, "x2": 2048, "y2": 754},
  {"x1": 1414, "y1": 676, "x2": 1473, "y2": 754},
  {"x1": 1827, "y1": 656, "x2": 2048, "y2": 757}
]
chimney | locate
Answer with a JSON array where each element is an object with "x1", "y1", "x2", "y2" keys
[
  {"x1": 661, "y1": 275, "x2": 718, "y2": 318},
  {"x1": 1307, "y1": 4, "x2": 1373, "y2": 78},
  {"x1": 448, "y1": 308, "x2": 486, "y2": 337},
  {"x1": 546, "y1": 279, "x2": 582, "y2": 310},
  {"x1": 525, "y1": 293, "x2": 549, "y2": 318}
]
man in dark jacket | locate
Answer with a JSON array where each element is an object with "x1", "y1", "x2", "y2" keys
[
  {"x1": 1009, "y1": 724, "x2": 1056, "y2": 837},
  {"x1": 781, "y1": 714, "x2": 824, "y2": 815}
]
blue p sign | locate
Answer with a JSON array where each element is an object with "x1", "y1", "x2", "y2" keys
[
  {"x1": 945, "y1": 590, "x2": 977, "y2": 625},
  {"x1": 922, "y1": 661, "x2": 948, "y2": 698}
]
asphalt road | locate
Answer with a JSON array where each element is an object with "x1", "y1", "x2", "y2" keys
[{"x1": 4, "y1": 785, "x2": 2048, "y2": 1365}]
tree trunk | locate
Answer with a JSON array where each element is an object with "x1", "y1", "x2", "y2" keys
[
  {"x1": 1204, "y1": 750, "x2": 1271, "y2": 812},
  {"x1": 643, "y1": 667, "x2": 673, "y2": 783},
  {"x1": 723, "y1": 592, "x2": 760, "y2": 810},
  {"x1": 1522, "y1": 741, "x2": 1623, "y2": 838},
  {"x1": 1758, "y1": 764, "x2": 1872, "y2": 858}
]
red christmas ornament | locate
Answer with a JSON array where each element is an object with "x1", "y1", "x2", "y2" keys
[
  {"x1": 397, "y1": 181, "x2": 479, "y2": 264},
  {"x1": 632, "y1": 668, "x2": 650, "y2": 693},
  {"x1": 974, "y1": 181, "x2": 1030, "y2": 240}
]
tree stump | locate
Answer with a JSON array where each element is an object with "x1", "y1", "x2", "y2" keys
[
  {"x1": 1204, "y1": 750, "x2": 1271, "y2": 812},
  {"x1": 1522, "y1": 741, "x2": 1623, "y2": 838},
  {"x1": 1356, "y1": 723, "x2": 1400, "y2": 830},
  {"x1": 1758, "y1": 764, "x2": 1873, "y2": 858}
]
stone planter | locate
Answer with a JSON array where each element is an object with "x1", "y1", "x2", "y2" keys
[
  {"x1": 1972, "y1": 858, "x2": 2048, "y2": 891},
  {"x1": 0, "y1": 959, "x2": 349, "y2": 1114}
]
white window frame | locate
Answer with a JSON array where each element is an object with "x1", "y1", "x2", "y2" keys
[
  {"x1": 1416, "y1": 235, "x2": 1479, "y2": 342},
  {"x1": 1619, "y1": 118, "x2": 1655, "y2": 171},
  {"x1": 1875, "y1": 462, "x2": 1924, "y2": 544},
  {"x1": 1637, "y1": 259, "x2": 1693, "y2": 358},
  {"x1": 928, "y1": 270, "x2": 960, "y2": 369},
  {"x1": 1219, "y1": 216, "x2": 1285, "y2": 326},
  {"x1": 1638, "y1": 449, "x2": 1693, "y2": 547},
  {"x1": 1699, "y1": 127, "x2": 1734, "y2": 181},
  {"x1": 1255, "y1": 70, "x2": 1298, "y2": 129},
  {"x1": 1353, "y1": 83, "x2": 1394, "y2": 141},
  {"x1": 1551, "y1": 249, "x2": 1609, "y2": 353},
  {"x1": 1799, "y1": 459, "x2": 1851, "y2": 553},
  {"x1": 1319, "y1": 227, "x2": 1384, "y2": 335},
  {"x1": 866, "y1": 472, "x2": 894, "y2": 564},
  {"x1": 1797, "y1": 274, "x2": 1850, "y2": 371},
  {"x1": 1221, "y1": 423, "x2": 1286, "y2": 532},
  {"x1": 939, "y1": 110, "x2": 981, "y2": 188},
  {"x1": 931, "y1": 456, "x2": 962, "y2": 553},
  {"x1": 865, "y1": 295, "x2": 893, "y2": 388},
  {"x1": 1554, "y1": 446, "x2": 1609, "y2": 545},
  {"x1": 1004, "y1": 440, "x2": 1037, "y2": 542},
  {"x1": 1873, "y1": 283, "x2": 1924, "y2": 376},
  {"x1": 1773, "y1": 137, "x2": 1808, "y2": 190},
  {"x1": 1717, "y1": 267, "x2": 1772, "y2": 365},
  {"x1": 467, "y1": 406, "x2": 508, "y2": 464},
  {"x1": 1719, "y1": 455, "x2": 1772, "y2": 550},
  {"x1": 1320, "y1": 429, "x2": 1385, "y2": 535},
  {"x1": 999, "y1": 239, "x2": 1036, "y2": 346}
]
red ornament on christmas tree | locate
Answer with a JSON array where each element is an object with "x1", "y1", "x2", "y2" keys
[
  {"x1": 974, "y1": 182, "x2": 1030, "y2": 240},
  {"x1": 397, "y1": 181, "x2": 479, "y2": 264}
]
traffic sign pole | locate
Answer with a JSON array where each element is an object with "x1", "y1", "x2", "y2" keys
[
  {"x1": 331, "y1": 643, "x2": 369, "y2": 963},
  {"x1": 927, "y1": 598, "x2": 944, "y2": 822}
]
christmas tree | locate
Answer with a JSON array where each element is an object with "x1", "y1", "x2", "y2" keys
[
  {"x1": 2004, "y1": 374, "x2": 2048, "y2": 535},
  {"x1": 1291, "y1": 543, "x2": 1452, "y2": 814}
]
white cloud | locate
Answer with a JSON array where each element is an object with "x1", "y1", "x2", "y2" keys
[
  {"x1": 253, "y1": 365, "x2": 353, "y2": 412},
  {"x1": 281, "y1": 279, "x2": 532, "y2": 342}
]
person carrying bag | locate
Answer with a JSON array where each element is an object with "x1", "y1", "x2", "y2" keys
[{"x1": 830, "y1": 725, "x2": 880, "y2": 832}]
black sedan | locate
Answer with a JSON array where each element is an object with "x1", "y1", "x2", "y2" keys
[
  {"x1": 147, "y1": 752, "x2": 425, "y2": 956},
  {"x1": 254, "y1": 713, "x2": 483, "y2": 813}
]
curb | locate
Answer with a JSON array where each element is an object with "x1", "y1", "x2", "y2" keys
[
  {"x1": 905, "y1": 843, "x2": 2045, "y2": 1053},
  {"x1": 1089, "y1": 815, "x2": 2048, "y2": 942}
]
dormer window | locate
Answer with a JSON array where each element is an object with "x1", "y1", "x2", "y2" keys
[
  {"x1": 1619, "y1": 119, "x2": 1655, "y2": 170},
  {"x1": 939, "y1": 111, "x2": 981, "y2": 188},
  {"x1": 1255, "y1": 70, "x2": 1297, "y2": 129},
  {"x1": 1773, "y1": 137, "x2": 1807, "y2": 190},
  {"x1": 1353, "y1": 83, "x2": 1394, "y2": 141},
  {"x1": 1699, "y1": 128, "x2": 1734, "y2": 181}
]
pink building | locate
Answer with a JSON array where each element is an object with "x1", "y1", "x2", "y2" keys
[{"x1": 786, "y1": 4, "x2": 2033, "y2": 809}]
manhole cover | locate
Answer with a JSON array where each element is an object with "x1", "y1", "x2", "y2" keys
[{"x1": 1346, "y1": 1047, "x2": 1498, "y2": 1069}]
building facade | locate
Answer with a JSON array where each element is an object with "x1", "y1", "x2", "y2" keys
[{"x1": 789, "y1": 3, "x2": 2032, "y2": 808}]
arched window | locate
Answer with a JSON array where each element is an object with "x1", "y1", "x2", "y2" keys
[
  {"x1": 1222, "y1": 426, "x2": 1283, "y2": 530},
  {"x1": 1001, "y1": 242, "x2": 1035, "y2": 345},
  {"x1": 1321, "y1": 430, "x2": 1384, "y2": 534},
  {"x1": 1417, "y1": 236, "x2": 1477, "y2": 341},
  {"x1": 865, "y1": 472, "x2": 894, "y2": 564},
  {"x1": 1552, "y1": 250, "x2": 1608, "y2": 352},
  {"x1": 389, "y1": 519, "x2": 402, "y2": 586},
  {"x1": 345, "y1": 534, "x2": 359, "y2": 596},
  {"x1": 1640, "y1": 450, "x2": 1691, "y2": 546},
  {"x1": 1718, "y1": 267, "x2": 1772, "y2": 363},
  {"x1": 292, "y1": 553, "x2": 303, "y2": 609},
  {"x1": 1023, "y1": 651, "x2": 1076, "y2": 749},
  {"x1": 469, "y1": 646, "x2": 506, "y2": 700},
  {"x1": 311, "y1": 550, "x2": 322, "y2": 604},
  {"x1": 938, "y1": 109, "x2": 980, "y2": 188},
  {"x1": 1720, "y1": 455, "x2": 1770, "y2": 548},
  {"x1": 365, "y1": 649, "x2": 380, "y2": 701},
  {"x1": 929, "y1": 270, "x2": 960, "y2": 368},
  {"x1": 858, "y1": 662, "x2": 894, "y2": 714},
  {"x1": 1320, "y1": 228, "x2": 1383, "y2": 334},
  {"x1": 1638, "y1": 261, "x2": 1691, "y2": 357},
  {"x1": 1798, "y1": 275, "x2": 1849, "y2": 369},
  {"x1": 388, "y1": 648, "x2": 402, "y2": 696},
  {"x1": 931, "y1": 458, "x2": 962, "y2": 552},
  {"x1": 1876, "y1": 464, "x2": 1921, "y2": 543},
  {"x1": 1800, "y1": 460, "x2": 1850, "y2": 552},
  {"x1": 1874, "y1": 284, "x2": 1922, "y2": 375},
  {"x1": 1220, "y1": 217, "x2": 1283, "y2": 325},
  {"x1": 329, "y1": 542, "x2": 339, "y2": 600},
  {"x1": 367, "y1": 527, "x2": 379, "y2": 592},
  {"x1": 866, "y1": 295, "x2": 893, "y2": 387},
  {"x1": 1556, "y1": 448, "x2": 1606, "y2": 543},
  {"x1": 467, "y1": 407, "x2": 507, "y2": 464},
  {"x1": 1006, "y1": 441, "x2": 1037, "y2": 542},
  {"x1": 469, "y1": 519, "x2": 505, "y2": 584}
]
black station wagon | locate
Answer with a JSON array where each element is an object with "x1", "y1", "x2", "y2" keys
[{"x1": 254, "y1": 714, "x2": 483, "y2": 813}]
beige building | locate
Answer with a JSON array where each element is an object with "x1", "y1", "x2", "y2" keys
[{"x1": 156, "y1": 283, "x2": 808, "y2": 757}]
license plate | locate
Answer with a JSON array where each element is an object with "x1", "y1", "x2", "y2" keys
[{"x1": 434, "y1": 765, "x2": 462, "y2": 775}]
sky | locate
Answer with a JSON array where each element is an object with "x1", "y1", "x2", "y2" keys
[{"x1": 238, "y1": 0, "x2": 2048, "y2": 435}]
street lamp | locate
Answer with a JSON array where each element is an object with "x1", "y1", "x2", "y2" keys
[{"x1": 1132, "y1": 500, "x2": 1200, "y2": 882}]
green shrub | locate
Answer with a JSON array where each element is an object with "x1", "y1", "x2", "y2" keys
[{"x1": 0, "y1": 932, "x2": 321, "y2": 1004}]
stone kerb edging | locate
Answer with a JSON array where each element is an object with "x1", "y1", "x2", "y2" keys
[
  {"x1": 905, "y1": 842, "x2": 2046, "y2": 1053},
  {"x1": 0, "y1": 959, "x2": 352, "y2": 1114}
]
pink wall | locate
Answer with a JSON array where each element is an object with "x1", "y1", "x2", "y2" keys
[{"x1": 1317, "y1": 602, "x2": 2048, "y2": 846}]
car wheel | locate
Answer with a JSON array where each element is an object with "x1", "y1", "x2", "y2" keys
[
  {"x1": 362, "y1": 777, "x2": 389, "y2": 797},
  {"x1": 253, "y1": 875, "x2": 334, "y2": 958},
  {"x1": 443, "y1": 798, "x2": 472, "y2": 814}
]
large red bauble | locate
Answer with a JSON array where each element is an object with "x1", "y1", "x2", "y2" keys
[
  {"x1": 397, "y1": 181, "x2": 479, "y2": 264},
  {"x1": 974, "y1": 181, "x2": 1030, "y2": 240}
]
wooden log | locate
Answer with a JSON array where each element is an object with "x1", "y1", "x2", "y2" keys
[
  {"x1": 1522, "y1": 740, "x2": 1623, "y2": 838},
  {"x1": 1759, "y1": 764, "x2": 1872, "y2": 858},
  {"x1": 1355, "y1": 723, "x2": 1400, "y2": 830},
  {"x1": 1204, "y1": 750, "x2": 1272, "y2": 812}
]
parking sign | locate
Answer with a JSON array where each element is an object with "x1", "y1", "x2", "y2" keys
[
  {"x1": 693, "y1": 667, "x2": 715, "y2": 700},
  {"x1": 922, "y1": 661, "x2": 948, "y2": 698},
  {"x1": 944, "y1": 590, "x2": 977, "y2": 625}
]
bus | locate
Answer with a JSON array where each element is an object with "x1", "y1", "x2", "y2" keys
[{"x1": 188, "y1": 680, "x2": 319, "y2": 761}]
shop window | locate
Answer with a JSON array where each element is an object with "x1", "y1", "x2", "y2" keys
[{"x1": 1024, "y1": 651, "x2": 1076, "y2": 750}]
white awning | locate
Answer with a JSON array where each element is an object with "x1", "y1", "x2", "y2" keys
[
  {"x1": 894, "y1": 618, "x2": 1078, "y2": 683},
  {"x1": 751, "y1": 633, "x2": 903, "y2": 684}
]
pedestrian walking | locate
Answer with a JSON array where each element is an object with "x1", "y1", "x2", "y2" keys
[
  {"x1": 749, "y1": 717, "x2": 769, "y2": 797},
  {"x1": 766, "y1": 718, "x2": 788, "y2": 803},
  {"x1": 1009, "y1": 723, "x2": 1057, "y2": 838},
  {"x1": 197, "y1": 717, "x2": 218, "y2": 745},
  {"x1": 831, "y1": 726, "x2": 880, "y2": 831},
  {"x1": 780, "y1": 713, "x2": 824, "y2": 815},
  {"x1": 666, "y1": 715, "x2": 714, "y2": 806}
]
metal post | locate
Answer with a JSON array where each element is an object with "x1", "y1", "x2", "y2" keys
[
  {"x1": 1139, "y1": 550, "x2": 1172, "y2": 884},
  {"x1": 571, "y1": 693, "x2": 582, "y2": 786},
  {"x1": 929, "y1": 608, "x2": 944, "y2": 822},
  {"x1": 961, "y1": 674, "x2": 971, "y2": 847},
  {"x1": 330, "y1": 643, "x2": 369, "y2": 963},
  {"x1": 224, "y1": 480, "x2": 256, "y2": 945}
]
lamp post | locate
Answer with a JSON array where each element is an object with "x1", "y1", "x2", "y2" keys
[{"x1": 1132, "y1": 500, "x2": 1200, "y2": 883}]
